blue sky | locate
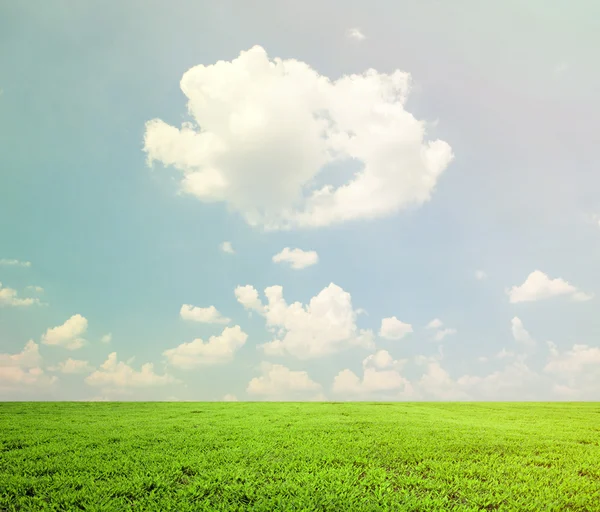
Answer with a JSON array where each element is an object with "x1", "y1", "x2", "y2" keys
[{"x1": 1, "y1": 1, "x2": 599, "y2": 401}]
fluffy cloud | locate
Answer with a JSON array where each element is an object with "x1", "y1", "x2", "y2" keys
[
  {"x1": 100, "y1": 333, "x2": 112, "y2": 344},
  {"x1": 272, "y1": 247, "x2": 319, "y2": 269},
  {"x1": 235, "y1": 282, "x2": 374, "y2": 358},
  {"x1": 41, "y1": 314, "x2": 88, "y2": 349},
  {"x1": 0, "y1": 341, "x2": 57, "y2": 391},
  {"x1": 247, "y1": 362, "x2": 321, "y2": 399},
  {"x1": 52, "y1": 358, "x2": 93, "y2": 374},
  {"x1": 0, "y1": 282, "x2": 40, "y2": 307},
  {"x1": 144, "y1": 46, "x2": 453, "y2": 230},
  {"x1": 511, "y1": 317, "x2": 535, "y2": 348},
  {"x1": 544, "y1": 343, "x2": 600, "y2": 398},
  {"x1": 426, "y1": 318, "x2": 443, "y2": 330},
  {"x1": 163, "y1": 325, "x2": 248, "y2": 369},
  {"x1": 179, "y1": 304, "x2": 231, "y2": 324},
  {"x1": 347, "y1": 28, "x2": 366, "y2": 41},
  {"x1": 0, "y1": 259, "x2": 31, "y2": 267},
  {"x1": 379, "y1": 316, "x2": 413, "y2": 340},
  {"x1": 85, "y1": 353, "x2": 177, "y2": 390},
  {"x1": 333, "y1": 350, "x2": 411, "y2": 397},
  {"x1": 220, "y1": 241, "x2": 235, "y2": 254},
  {"x1": 508, "y1": 270, "x2": 593, "y2": 303}
]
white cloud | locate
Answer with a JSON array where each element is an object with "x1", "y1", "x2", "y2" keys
[
  {"x1": 247, "y1": 362, "x2": 321, "y2": 399},
  {"x1": 85, "y1": 352, "x2": 178, "y2": 390},
  {"x1": 0, "y1": 282, "x2": 40, "y2": 307},
  {"x1": 236, "y1": 282, "x2": 374, "y2": 359},
  {"x1": 508, "y1": 270, "x2": 593, "y2": 303},
  {"x1": 347, "y1": 28, "x2": 366, "y2": 41},
  {"x1": 41, "y1": 314, "x2": 88, "y2": 350},
  {"x1": 144, "y1": 46, "x2": 453, "y2": 230},
  {"x1": 544, "y1": 344, "x2": 600, "y2": 398},
  {"x1": 163, "y1": 325, "x2": 248, "y2": 369},
  {"x1": 0, "y1": 259, "x2": 31, "y2": 267},
  {"x1": 52, "y1": 358, "x2": 93, "y2": 374},
  {"x1": 223, "y1": 393, "x2": 238, "y2": 402},
  {"x1": 475, "y1": 270, "x2": 487, "y2": 280},
  {"x1": 362, "y1": 349, "x2": 405, "y2": 370},
  {"x1": 179, "y1": 304, "x2": 231, "y2": 324},
  {"x1": 426, "y1": 318, "x2": 443, "y2": 329},
  {"x1": 234, "y1": 285, "x2": 265, "y2": 313},
  {"x1": 0, "y1": 341, "x2": 57, "y2": 391},
  {"x1": 220, "y1": 241, "x2": 235, "y2": 254},
  {"x1": 417, "y1": 361, "x2": 469, "y2": 400},
  {"x1": 511, "y1": 317, "x2": 535, "y2": 348},
  {"x1": 100, "y1": 333, "x2": 112, "y2": 344},
  {"x1": 379, "y1": 316, "x2": 413, "y2": 340},
  {"x1": 432, "y1": 328, "x2": 457, "y2": 342},
  {"x1": 26, "y1": 286, "x2": 44, "y2": 293},
  {"x1": 272, "y1": 247, "x2": 319, "y2": 269}
]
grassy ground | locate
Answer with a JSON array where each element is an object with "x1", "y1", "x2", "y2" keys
[{"x1": 1, "y1": 402, "x2": 599, "y2": 511}]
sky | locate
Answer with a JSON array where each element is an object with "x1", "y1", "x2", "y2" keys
[{"x1": 1, "y1": 1, "x2": 599, "y2": 401}]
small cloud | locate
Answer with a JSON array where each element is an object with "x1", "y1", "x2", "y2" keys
[
  {"x1": 100, "y1": 333, "x2": 112, "y2": 344},
  {"x1": 220, "y1": 241, "x2": 235, "y2": 254},
  {"x1": 507, "y1": 270, "x2": 593, "y2": 303},
  {"x1": 553, "y1": 62, "x2": 568, "y2": 75},
  {"x1": 347, "y1": 28, "x2": 366, "y2": 41},
  {"x1": 247, "y1": 362, "x2": 321, "y2": 399},
  {"x1": 0, "y1": 282, "x2": 41, "y2": 307},
  {"x1": 26, "y1": 286, "x2": 44, "y2": 294},
  {"x1": 0, "y1": 259, "x2": 31, "y2": 267},
  {"x1": 511, "y1": 317, "x2": 535, "y2": 348},
  {"x1": 41, "y1": 314, "x2": 88, "y2": 350},
  {"x1": 223, "y1": 394, "x2": 238, "y2": 402},
  {"x1": 433, "y1": 328, "x2": 457, "y2": 342},
  {"x1": 272, "y1": 247, "x2": 318, "y2": 270},
  {"x1": 379, "y1": 317, "x2": 413, "y2": 340},
  {"x1": 475, "y1": 270, "x2": 487, "y2": 280},
  {"x1": 426, "y1": 318, "x2": 443, "y2": 330},
  {"x1": 180, "y1": 304, "x2": 231, "y2": 324}
]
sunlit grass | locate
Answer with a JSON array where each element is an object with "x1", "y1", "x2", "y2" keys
[{"x1": 1, "y1": 402, "x2": 599, "y2": 511}]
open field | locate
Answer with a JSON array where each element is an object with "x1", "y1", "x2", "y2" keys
[{"x1": 1, "y1": 402, "x2": 599, "y2": 511}]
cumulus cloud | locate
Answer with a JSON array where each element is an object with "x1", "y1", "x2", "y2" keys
[
  {"x1": 0, "y1": 341, "x2": 57, "y2": 391},
  {"x1": 163, "y1": 325, "x2": 248, "y2": 369},
  {"x1": 347, "y1": 28, "x2": 366, "y2": 41},
  {"x1": 0, "y1": 259, "x2": 31, "y2": 267},
  {"x1": 247, "y1": 362, "x2": 321, "y2": 399},
  {"x1": 52, "y1": 358, "x2": 93, "y2": 374},
  {"x1": 235, "y1": 282, "x2": 374, "y2": 358},
  {"x1": 220, "y1": 241, "x2": 235, "y2": 254},
  {"x1": 180, "y1": 304, "x2": 231, "y2": 324},
  {"x1": 511, "y1": 317, "x2": 535, "y2": 348},
  {"x1": 272, "y1": 247, "x2": 318, "y2": 269},
  {"x1": 379, "y1": 316, "x2": 413, "y2": 340},
  {"x1": 144, "y1": 46, "x2": 453, "y2": 230},
  {"x1": 544, "y1": 343, "x2": 600, "y2": 398},
  {"x1": 0, "y1": 282, "x2": 40, "y2": 307},
  {"x1": 508, "y1": 270, "x2": 593, "y2": 303},
  {"x1": 41, "y1": 314, "x2": 88, "y2": 350},
  {"x1": 85, "y1": 352, "x2": 178, "y2": 390},
  {"x1": 333, "y1": 350, "x2": 411, "y2": 397}
]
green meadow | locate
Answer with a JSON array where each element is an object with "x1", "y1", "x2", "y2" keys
[{"x1": 1, "y1": 402, "x2": 599, "y2": 511}]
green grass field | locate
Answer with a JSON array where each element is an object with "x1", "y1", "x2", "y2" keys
[{"x1": 1, "y1": 402, "x2": 599, "y2": 511}]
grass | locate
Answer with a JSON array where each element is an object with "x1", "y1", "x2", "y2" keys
[{"x1": 1, "y1": 402, "x2": 599, "y2": 511}]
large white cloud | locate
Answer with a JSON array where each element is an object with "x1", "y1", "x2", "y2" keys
[
  {"x1": 163, "y1": 325, "x2": 248, "y2": 368},
  {"x1": 0, "y1": 282, "x2": 40, "y2": 307},
  {"x1": 235, "y1": 282, "x2": 374, "y2": 358},
  {"x1": 41, "y1": 314, "x2": 88, "y2": 350},
  {"x1": 179, "y1": 304, "x2": 231, "y2": 324},
  {"x1": 85, "y1": 353, "x2": 178, "y2": 390},
  {"x1": 508, "y1": 270, "x2": 593, "y2": 303},
  {"x1": 0, "y1": 341, "x2": 57, "y2": 391},
  {"x1": 272, "y1": 247, "x2": 318, "y2": 269},
  {"x1": 379, "y1": 316, "x2": 413, "y2": 340},
  {"x1": 246, "y1": 362, "x2": 321, "y2": 399},
  {"x1": 144, "y1": 46, "x2": 453, "y2": 230}
]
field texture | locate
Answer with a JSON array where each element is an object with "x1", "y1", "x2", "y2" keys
[{"x1": 1, "y1": 402, "x2": 599, "y2": 511}]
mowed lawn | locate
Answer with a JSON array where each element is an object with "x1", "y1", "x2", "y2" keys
[{"x1": 1, "y1": 403, "x2": 599, "y2": 511}]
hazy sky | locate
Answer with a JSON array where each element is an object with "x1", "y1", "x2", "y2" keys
[{"x1": 1, "y1": 1, "x2": 599, "y2": 401}]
